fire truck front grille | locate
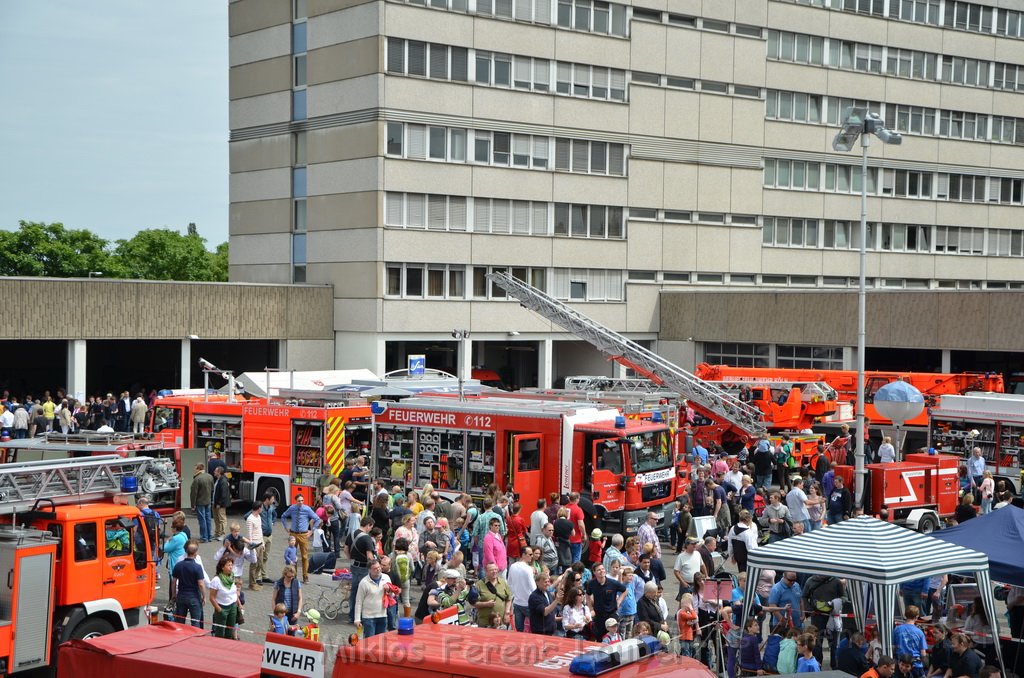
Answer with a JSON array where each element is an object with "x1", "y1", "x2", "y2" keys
[{"x1": 641, "y1": 481, "x2": 672, "y2": 502}]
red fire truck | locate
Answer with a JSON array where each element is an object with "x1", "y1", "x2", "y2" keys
[
  {"x1": 928, "y1": 393, "x2": 1024, "y2": 493},
  {"x1": 835, "y1": 452, "x2": 960, "y2": 533},
  {"x1": 695, "y1": 364, "x2": 1005, "y2": 427},
  {"x1": 149, "y1": 390, "x2": 373, "y2": 505},
  {"x1": 372, "y1": 396, "x2": 682, "y2": 535}
]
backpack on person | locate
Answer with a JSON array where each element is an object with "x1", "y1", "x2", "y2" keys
[
  {"x1": 774, "y1": 445, "x2": 789, "y2": 469},
  {"x1": 394, "y1": 552, "x2": 413, "y2": 585}
]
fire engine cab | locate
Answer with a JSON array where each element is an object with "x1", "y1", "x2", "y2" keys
[
  {"x1": 372, "y1": 396, "x2": 681, "y2": 534},
  {"x1": 0, "y1": 455, "x2": 177, "y2": 675}
]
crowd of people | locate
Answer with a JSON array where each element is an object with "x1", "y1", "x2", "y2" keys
[
  {"x1": 155, "y1": 434, "x2": 1017, "y2": 678},
  {"x1": 0, "y1": 388, "x2": 152, "y2": 438}
]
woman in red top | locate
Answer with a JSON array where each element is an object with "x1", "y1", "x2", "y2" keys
[{"x1": 504, "y1": 502, "x2": 528, "y2": 561}]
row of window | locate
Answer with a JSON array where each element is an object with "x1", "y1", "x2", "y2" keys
[
  {"x1": 779, "y1": 0, "x2": 1024, "y2": 40},
  {"x1": 767, "y1": 89, "x2": 1024, "y2": 145},
  {"x1": 385, "y1": 264, "x2": 624, "y2": 301},
  {"x1": 385, "y1": 38, "x2": 627, "y2": 101},
  {"x1": 384, "y1": 122, "x2": 627, "y2": 175},
  {"x1": 764, "y1": 158, "x2": 1024, "y2": 205},
  {"x1": 384, "y1": 260, "x2": 1024, "y2": 304},
  {"x1": 762, "y1": 217, "x2": 1024, "y2": 257},
  {"x1": 393, "y1": 0, "x2": 628, "y2": 36},
  {"x1": 705, "y1": 342, "x2": 844, "y2": 370},
  {"x1": 384, "y1": 192, "x2": 626, "y2": 238},
  {"x1": 767, "y1": 29, "x2": 1024, "y2": 92},
  {"x1": 384, "y1": 38, "x2": 763, "y2": 104}
]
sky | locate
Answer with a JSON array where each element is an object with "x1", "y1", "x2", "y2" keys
[{"x1": 0, "y1": 2, "x2": 229, "y2": 245}]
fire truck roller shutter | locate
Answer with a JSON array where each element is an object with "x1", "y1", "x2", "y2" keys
[{"x1": 326, "y1": 417, "x2": 347, "y2": 478}]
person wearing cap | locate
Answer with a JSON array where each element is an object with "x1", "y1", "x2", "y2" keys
[
  {"x1": 587, "y1": 528, "x2": 604, "y2": 568},
  {"x1": 673, "y1": 536, "x2": 707, "y2": 597},
  {"x1": 601, "y1": 617, "x2": 623, "y2": 644},
  {"x1": 301, "y1": 608, "x2": 321, "y2": 641},
  {"x1": 427, "y1": 569, "x2": 460, "y2": 612},
  {"x1": 355, "y1": 560, "x2": 390, "y2": 638}
]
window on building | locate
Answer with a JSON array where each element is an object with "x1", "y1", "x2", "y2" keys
[
  {"x1": 704, "y1": 343, "x2": 769, "y2": 368},
  {"x1": 777, "y1": 345, "x2": 844, "y2": 369}
]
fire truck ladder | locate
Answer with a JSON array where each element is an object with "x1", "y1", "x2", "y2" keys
[
  {"x1": 564, "y1": 375, "x2": 666, "y2": 393},
  {"x1": 0, "y1": 455, "x2": 179, "y2": 515},
  {"x1": 487, "y1": 271, "x2": 767, "y2": 437}
]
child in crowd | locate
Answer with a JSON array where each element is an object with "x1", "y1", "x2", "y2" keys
[
  {"x1": 676, "y1": 592, "x2": 698, "y2": 657},
  {"x1": 391, "y1": 537, "x2": 414, "y2": 617},
  {"x1": 777, "y1": 627, "x2": 800, "y2": 674},
  {"x1": 602, "y1": 617, "x2": 623, "y2": 644},
  {"x1": 269, "y1": 603, "x2": 298, "y2": 635},
  {"x1": 588, "y1": 529, "x2": 604, "y2": 567},
  {"x1": 797, "y1": 632, "x2": 821, "y2": 672},
  {"x1": 284, "y1": 535, "x2": 298, "y2": 567}
]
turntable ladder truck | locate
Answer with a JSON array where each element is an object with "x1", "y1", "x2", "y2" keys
[
  {"x1": 486, "y1": 271, "x2": 768, "y2": 443},
  {"x1": 0, "y1": 454, "x2": 178, "y2": 676}
]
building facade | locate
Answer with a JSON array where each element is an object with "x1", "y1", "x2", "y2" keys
[{"x1": 228, "y1": 0, "x2": 1024, "y2": 385}]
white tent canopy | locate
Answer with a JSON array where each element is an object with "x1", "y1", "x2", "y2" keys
[{"x1": 742, "y1": 516, "x2": 1003, "y2": 670}]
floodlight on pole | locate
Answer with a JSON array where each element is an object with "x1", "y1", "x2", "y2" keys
[{"x1": 830, "y1": 106, "x2": 902, "y2": 511}]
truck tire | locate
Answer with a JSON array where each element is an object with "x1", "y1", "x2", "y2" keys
[
  {"x1": 257, "y1": 478, "x2": 286, "y2": 508},
  {"x1": 70, "y1": 617, "x2": 116, "y2": 640},
  {"x1": 917, "y1": 514, "x2": 939, "y2": 534}
]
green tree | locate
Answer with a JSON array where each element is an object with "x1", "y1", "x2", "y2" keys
[
  {"x1": 112, "y1": 227, "x2": 225, "y2": 281},
  {"x1": 0, "y1": 221, "x2": 113, "y2": 277}
]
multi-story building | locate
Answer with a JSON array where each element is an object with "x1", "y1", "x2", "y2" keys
[{"x1": 228, "y1": 0, "x2": 1024, "y2": 386}]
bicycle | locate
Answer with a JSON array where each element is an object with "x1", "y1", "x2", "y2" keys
[{"x1": 302, "y1": 571, "x2": 352, "y2": 621}]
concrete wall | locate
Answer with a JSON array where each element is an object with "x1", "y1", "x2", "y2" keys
[
  {"x1": 0, "y1": 278, "x2": 334, "y2": 341},
  {"x1": 659, "y1": 289, "x2": 1024, "y2": 352}
]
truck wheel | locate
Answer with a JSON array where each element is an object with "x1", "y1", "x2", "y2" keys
[
  {"x1": 257, "y1": 478, "x2": 286, "y2": 508},
  {"x1": 70, "y1": 617, "x2": 116, "y2": 640},
  {"x1": 918, "y1": 514, "x2": 939, "y2": 534}
]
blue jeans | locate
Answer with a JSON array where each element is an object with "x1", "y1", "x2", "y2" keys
[
  {"x1": 513, "y1": 604, "x2": 529, "y2": 632},
  {"x1": 756, "y1": 473, "x2": 772, "y2": 490},
  {"x1": 570, "y1": 542, "x2": 582, "y2": 564},
  {"x1": 361, "y1": 616, "x2": 388, "y2": 638},
  {"x1": 802, "y1": 519, "x2": 812, "y2": 533},
  {"x1": 386, "y1": 603, "x2": 399, "y2": 631},
  {"x1": 196, "y1": 504, "x2": 212, "y2": 542},
  {"x1": 348, "y1": 565, "x2": 368, "y2": 623},
  {"x1": 827, "y1": 512, "x2": 844, "y2": 526},
  {"x1": 174, "y1": 594, "x2": 204, "y2": 628}
]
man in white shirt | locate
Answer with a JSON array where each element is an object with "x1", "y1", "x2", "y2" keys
[
  {"x1": 529, "y1": 499, "x2": 549, "y2": 544},
  {"x1": 878, "y1": 436, "x2": 896, "y2": 463},
  {"x1": 673, "y1": 536, "x2": 707, "y2": 597},
  {"x1": 0, "y1": 407, "x2": 13, "y2": 437},
  {"x1": 245, "y1": 502, "x2": 265, "y2": 590},
  {"x1": 507, "y1": 546, "x2": 536, "y2": 632},
  {"x1": 786, "y1": 477, "x2": 812, "y2": 533}
]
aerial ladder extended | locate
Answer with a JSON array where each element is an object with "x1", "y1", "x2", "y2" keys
[
  {"x1": 487, "y1": 271, "x2": 768, "y2": 438},
  {"x1": 0, "y1": 455, "x2": 179, "y2": 515}
]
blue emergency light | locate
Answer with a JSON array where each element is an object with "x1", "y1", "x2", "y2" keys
[
  {"x1": 614, "y1": 416, "x2": 626, "y2": 429},
  {"x1": 569, "y1": 636, "x2": 662, "y2": 676}
]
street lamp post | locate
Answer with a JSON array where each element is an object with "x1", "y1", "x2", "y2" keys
[{"x1": 831, "y1": 108, "x2": 902, "y2": 509}]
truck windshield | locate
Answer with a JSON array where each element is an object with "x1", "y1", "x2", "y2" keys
[
  {"x1": 151, "y1": 406, "x2": 181, "y2": 432},
  {"x1": 627, "y1": 431, "x2": 670, "y2": 473}
]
